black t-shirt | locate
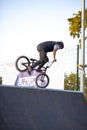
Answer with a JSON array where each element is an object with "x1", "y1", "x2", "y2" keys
[{"x1": 37, "y1": 41, "x2": 58, "y2": 52}]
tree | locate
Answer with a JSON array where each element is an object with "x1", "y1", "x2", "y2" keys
[
  {"x1": 67, "y1": 8, "x2": 87, "y2": 42},
  {"x1": 64, "y1": 72, "x2": 87, "y2": 101},
  {"x1": 64, "y1": 72, "x2": 80, "y2": 90},
  {"x1": 0, "y1": 76, "x2": 2, "y2": 84},
  {"x1": 64, "y1": 72, "x2": 87, "y2": 90}
]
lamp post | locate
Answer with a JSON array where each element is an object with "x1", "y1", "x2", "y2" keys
[
  {"x1": 80, "y1": 0, "x2": 85, "y2": 93},
  {"x1": 76, "y1": 45, "x2": 79, "y2": 91}
]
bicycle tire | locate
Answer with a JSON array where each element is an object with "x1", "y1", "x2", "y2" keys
[
  {"x1": 35, "y1": 73, "x2": 49, "y2": 88},
  {"x1": 15, "y1": 56, "x2": 30, "y2": 72}
]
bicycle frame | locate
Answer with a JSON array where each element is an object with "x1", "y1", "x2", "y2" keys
[
  {"x1": 30, "y1": 59, "x2": 54, "y2": 73},
  {"x1": 40, "y1": 61, "x2": 54, "y2": 73}
]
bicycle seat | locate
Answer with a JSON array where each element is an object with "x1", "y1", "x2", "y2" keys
[{"x1": 30, "y1": 58, "x2": 37, "y2": 62}]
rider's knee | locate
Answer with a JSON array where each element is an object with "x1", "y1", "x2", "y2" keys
[{"x1": 44, "y1": 57, "x2": 49, "y2": 63}]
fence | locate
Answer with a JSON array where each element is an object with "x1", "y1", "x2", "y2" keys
[{"x1": 64, "y1": 43, "x2": 87, "y2": 76}]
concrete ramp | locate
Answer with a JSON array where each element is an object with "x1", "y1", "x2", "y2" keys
[{"x1": 0, "y1": 86, "x2": 87, "y2": 130}]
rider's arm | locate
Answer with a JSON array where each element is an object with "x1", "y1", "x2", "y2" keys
[
  {"x1": 53, "y1": 44, "x2": 59, "y2": 61},
  {"x1": 53, "y1": 49, "x2": 57, "y2": 61}
]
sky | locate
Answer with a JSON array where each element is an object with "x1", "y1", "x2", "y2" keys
[{"x1": 0, "y1": 0, "x2": 87, "y2": 89}]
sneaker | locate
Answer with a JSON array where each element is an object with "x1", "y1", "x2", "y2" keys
[{"x1": 28, "y1": 71, "x2": 31, "y2": 75}]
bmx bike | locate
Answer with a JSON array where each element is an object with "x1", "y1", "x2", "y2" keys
[{"x1": 15, "y1": 55, "x2": 54, "y2": 88}]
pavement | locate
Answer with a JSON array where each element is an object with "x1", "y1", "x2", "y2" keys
[{"x1": 0, "y1": 85, "x2": 87, "y2": 130}]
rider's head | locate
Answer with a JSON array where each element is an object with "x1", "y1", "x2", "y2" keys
[{"x1": 57, "y1": 41, "x2": 64, "y2": 49}]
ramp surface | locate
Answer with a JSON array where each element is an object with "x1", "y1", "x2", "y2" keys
[{"x1": 0, "y1": 86, "x2": 87, "y2": 130}]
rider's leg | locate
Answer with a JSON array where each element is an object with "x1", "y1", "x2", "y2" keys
[
  {"x1": 28, "y1": 66, "x2": 32, "y2": 72},
  {"x1": 31, "y1": 49, "x2": 48, "y2": 69},
  {"x1": 37, "y1": 56, "x2": 49, "y2": 69},
  {"x1": 28, "y1": 49, "x2": 42, "y2": 72}
]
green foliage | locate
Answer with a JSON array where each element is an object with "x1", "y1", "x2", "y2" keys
[
  {"x1": 85, "y1": 76, "x2": 87, "y2": 88},
  {"x1": 64, "y1": 72, "x2": 87, "y2": 101},
  {"x1": 0, "y1": 76, "x2": 2, "y2": 84},
  {"x1": 64, "y1": 72, "x2": 80, "y2": 90},
  {"x1": 85, "y1": 87, "x2": 87, "y2": 101},
  {"x1": 67, "y1": 8, "x2": 87, "y2": 39}
]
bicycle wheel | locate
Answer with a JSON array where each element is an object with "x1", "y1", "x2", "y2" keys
[
  {"x1": 35, "y1": 73, "x2": 49, "y2": 88},
  {"x1": 15, "y1": 56, "x2": 30, "y2": 72}
]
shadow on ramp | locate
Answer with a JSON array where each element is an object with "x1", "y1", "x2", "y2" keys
[{"x1": 0, "y1": 86, "x2": 87, "y2": 130}]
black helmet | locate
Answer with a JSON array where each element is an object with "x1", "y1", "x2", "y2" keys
[{"x1": 58, "y1": 41, "x2": 64, "y2": 49}]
